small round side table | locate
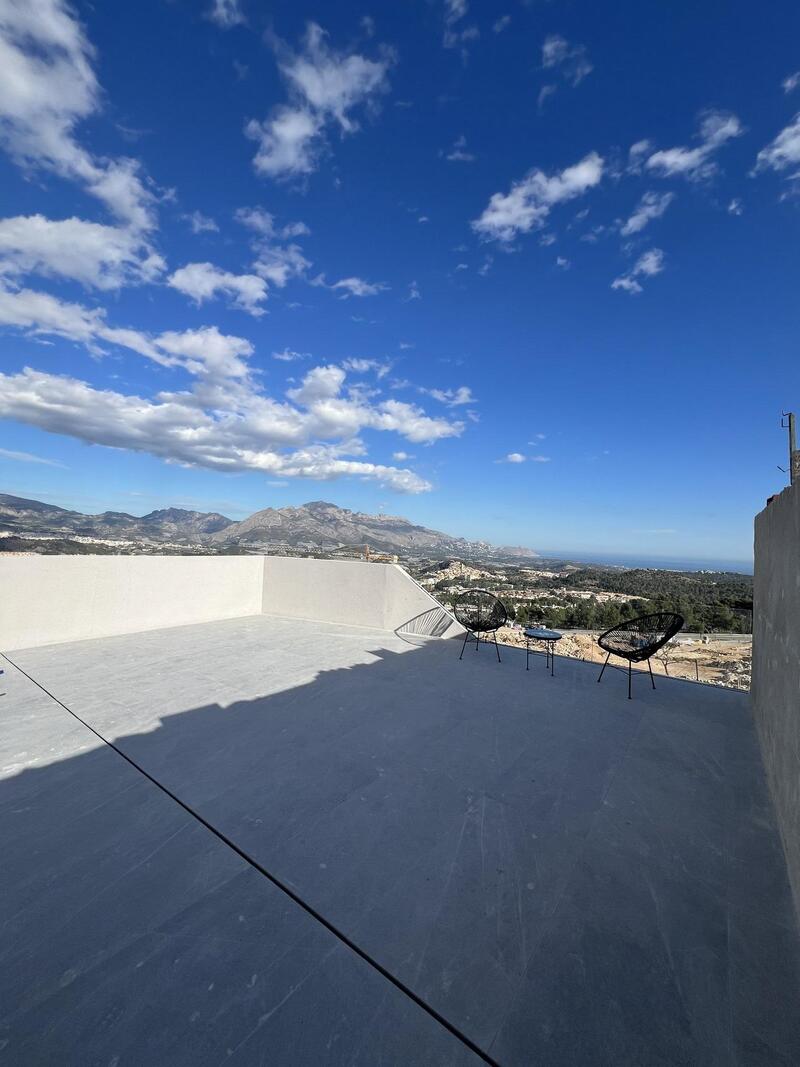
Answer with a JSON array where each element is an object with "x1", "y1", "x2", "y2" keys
[{"x1": 524, "y1": 627, "x2": 563, "y2": 677}]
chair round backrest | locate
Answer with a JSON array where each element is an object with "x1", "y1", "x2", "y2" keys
[
  {"x1": 598, "y1": 612, "x2": 684, "y2": 660},
  {"x1": 453, "y1": 589, "x2": 508, "y2": 634}
]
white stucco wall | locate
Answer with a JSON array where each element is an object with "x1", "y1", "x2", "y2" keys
[
  {"x1": 261, "y1": 555, "x2": 460, "y2": 635},
  {"x1": 0, "y1": 556, "x2": 265, "y2": 651},
  {"x1": 0, "y1": 553, "x2": 459, "y2": 651},
  {"x1": 753, "y1": 482, "x2": 800, "y2": 922}
]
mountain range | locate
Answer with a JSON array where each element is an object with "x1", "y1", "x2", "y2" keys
[{"x1": 0, "y1": 494, "x2": 535, "y2": 558}]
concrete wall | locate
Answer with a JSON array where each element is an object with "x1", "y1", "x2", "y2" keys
[
  {"x1": 261, "y1": 555, "x2": 460, "y2": 635},
  {"x1": 0, "y1": 554, "x2": 459, "y2": 651},
  {"x1": 0, "y1": 556, "x2": 264, "y2": 651},
  {"x1": 753, "y1": 482, "x2": 800, "y2": 920}
]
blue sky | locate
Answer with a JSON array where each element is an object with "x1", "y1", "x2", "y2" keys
[{"x1": 1, "y1": 0, "x2": 799, "y2": 564}]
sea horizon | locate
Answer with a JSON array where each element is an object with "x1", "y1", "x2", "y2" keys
[{"x1": 535, "y1": 549, "x2": 754, "y2": 575}]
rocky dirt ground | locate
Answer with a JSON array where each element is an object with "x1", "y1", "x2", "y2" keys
[{"x1": 495, "y1": 628, "x2": 752, "y2": 691}]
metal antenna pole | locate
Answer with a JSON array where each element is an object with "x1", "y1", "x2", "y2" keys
[{"x1": 781, "y1": 412, "x2": 797, "y2": 485}]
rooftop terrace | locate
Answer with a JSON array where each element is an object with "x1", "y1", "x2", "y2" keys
[{"x1": 1, "y1": 554, "x2": 799, "y2": 1064}]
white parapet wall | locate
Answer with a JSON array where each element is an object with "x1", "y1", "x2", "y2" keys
[
  {"x1": 261, "y1": 555, "x2": 460, "y2": 636},
  {"x1": 753, "y1": 482, "x2": 800, "y2": 923},
  {"x1": 0, "y1": 555, "x2": 265, "y2": 651},
  {"x1": 0, "y1": 554, "x2": 459, "y2": 651}
]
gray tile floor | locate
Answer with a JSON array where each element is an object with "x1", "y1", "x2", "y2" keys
[{"x1": 2, "y1": 615, "x2": 799, "y2": 1065}]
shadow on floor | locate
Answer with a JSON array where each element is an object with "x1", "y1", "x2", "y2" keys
[{"x1": 2, "y1": 624, "x2": 799, "y2": 1066}]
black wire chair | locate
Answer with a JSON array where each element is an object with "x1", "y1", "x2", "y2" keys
[
  {"x1": 453, "y1": 589, "x2": 509, "y2": 663},
  {"x1": 597, "y1": 612, "x2": 684, "y2": 699}
]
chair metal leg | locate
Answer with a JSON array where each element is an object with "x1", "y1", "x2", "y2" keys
[
  {"x1": 647, "y1": 658, "x2": 656, "y2": 689},
  {"x1": 492, "y1": 630, "x2": 501, "y2": 662},
  {"x1": 459, "y1": 628, "x2": 470, "y2": 660},
  {"x1": 597, "y1": 652, "x2": 610, "y2": 682},
  {"x1": 628, "y1": 660, "x2": 632, "y2": 700}
]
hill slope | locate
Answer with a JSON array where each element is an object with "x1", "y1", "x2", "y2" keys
[
  {"x1": 210, "y1": 500, "x2": 494, "y2": 554},
  {"x1": 0, "y1": 494, "x2": 233, "y2": 542},
  {"x1": 0, "y1": 494, "x2": 530, "y2": 557}
]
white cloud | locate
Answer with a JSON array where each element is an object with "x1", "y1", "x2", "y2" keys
[
  {"x1": 183, "y1": 210, "x2": 219, "y2": 234},
  {"x1": 537, "y1": 33, "x2": 592, "y2": 111},
  {"x1": 0, "y1": 447, "x2": 65, "y2": 467},
  {"x1": 246, "y1": 22, "x2": 393, "y2": 179},
  {"x1": 783, "y1": 71, "x2": 800, "y2": 94},
  {"x1": 627, "y1": 139, "x2": 653, "y2": 174},
  {"x1": 541, "y1": 35, "x2": 567, "y2": 66},
  {"x1": 287, "y1": 363, "x2": 346, "y2": 404},
  {"x1": 0, "y1": 292, "x2": 468, "y2": 491},
  {"x1": 446, "y1": 134, "x2": 475, "y2": 162},
  {"x1": 422, "y1": 385, "x2": 475, "y2": 407},
  {"x1": 472, "y1": 152, "x2": 604, "y2": 243},
  {"x1": 281, "y1": 220, "x2": 311, "y2": 238},
  {"x1": 620, "y1": 191, "x2": 675, "y2": 236},
  {"x1": 342, "y1": 358, "x2": 390, "y2": 377},
  {"x1": 333, "y1": 276, "x2": 386, "y2": 298},
  {"x1": 312, "y1": 274, "x2": 387, "y2": 298},
  {"x1": 246, "y1": 107, "x2": 321, "y2": 179},
  {"x1": 253, "y1": 243, "x2": 310, "y2": 288},
  {"x1": 556, "y1": 255, "x2": 570, "y2": 269},
  {"x1": 728, "y1": 198, "x2": 743, "y2": 215},
  {"x1": 645, "y1": 111, "x2": 743, "y2": 181},
  {"x1": 234, "y1": 206, "x2": 312, "y2": 286},
  {"x1": 0, "y1": 367, "x2": 440, "y2": 492},
  {"x1": 580, "y1": 224, "x2": 608, "y2": 244},
  {"x1": 406, "y1": 280, "x2": 421, "y2": 300},
  {"x1": 493, "y1": 15, "x2": 511, "y2": 33},
  {"x1": 0, "y1": 214, "x2": 165, "y2": 289},
  {"x1": 537, "y1": 84, "x2": 557, "y2": 112},
  {"x1": 154, "y1": 327, "x2": 253, "y2": 381},
  {"x1": 273, "y1": 347, "x2": 309, "y2": 362},
  {"x1": 0, "y1": 285, "x2": 147, "y2": 357},
  {"x1": 393, "y1": 450, "x2": 411, "y2": 461},
  {"x1": 611, "y1": 248, "x2": 665, "y2": 295},
  {"x1": 0, "y1": 284, "x2": 255, "y2": 376},
  {"x1": 207, "y1": 0, "x2": 245, "y2": 28},
  {"x1": 167, "y1": 262, "x2": 268, "y2": 316},
  {"x1": 371, "y1": 398, "x2": 462, "y2": 444},
  {"x1": 443, "y1": 0, "x2": 479, "y2": 57},
  {"x1": 497, "y1": 452, "x2": 551, "y2": 464},
  {"x1": 0, "y1": 0, "x2": 156, "y2": 229},
  {"x1": 234, "y1": 207, "x2": 310, "y2": 238},
  {"x1": 541, "y1": 34, "x2": 593, "y2": 87},
  {"x1": 280, "y1": 26, "x2": 389, "y2": 128},
  {"x1": 754, "y1": 112, "x2": 800, "y2": 177}
]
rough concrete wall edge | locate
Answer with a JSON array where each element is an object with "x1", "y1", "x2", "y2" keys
[{"x1": 752, "y1": 484, "x2": 800, "y2": 926}]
